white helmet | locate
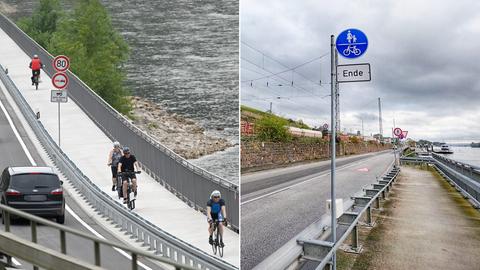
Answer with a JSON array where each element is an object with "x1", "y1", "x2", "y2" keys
[
  {"x1": 210, "y1": 190, "x2": 221, "y2": 198},
  {"x1": 33, "y1": 54, "x2": 38, "y2": 58},
  {"x1": 113, "y1": 141, "x2": 121, "y2": 148}
]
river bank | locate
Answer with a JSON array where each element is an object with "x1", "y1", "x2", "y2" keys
[{"x1": 129, "y1": 96, "x2": 232, "y2": 160}]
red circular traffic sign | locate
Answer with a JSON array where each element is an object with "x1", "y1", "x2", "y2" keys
[
  {"x1": 52, "y1": 72, "x2": 69, "y2": 89},
  {"x1": 323, "y1": 123, "x2": 329, "y2": 129},
  {"x1": 53, "y1": 55, "x2": 70, "y2": 72},
  {"x1": 393, "y1": 127, "x2": 402, "y2": 137}
]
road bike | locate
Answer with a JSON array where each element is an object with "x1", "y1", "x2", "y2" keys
[
  {"x1": 32, "y1": 71, "x2": 40, "y2": 90},
  {"x1": 210, "y1": 219, "x2": 227, "y2": 257},
  {"x1": 117, "y1": 171, "x2": 140, "y2": 210}
]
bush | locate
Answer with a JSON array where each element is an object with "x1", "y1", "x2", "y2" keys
[{"x1": 255, "y1": 115, "x2": 292, "y2": 142}]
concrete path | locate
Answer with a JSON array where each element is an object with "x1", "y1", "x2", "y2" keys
[
  {"x1": 0, "y1": 27, "x2": 239, "y2": 267},
  {"x1": 347, "y1": 166, "x2": 480, "y2": 270}
]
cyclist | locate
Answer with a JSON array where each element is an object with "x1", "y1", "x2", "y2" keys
[
  {"x1": 107, "y1": 141, "x2": 122, "y2": 191},
  {"x1": 117, "y1": 146, "x2": 140, "y2": 204},
  {"x1": 207, "y1": 190, "x2": 227, "y2": 247},
  {"x1": 29, "y1": 54, "x2": 43, "y2": 85}
]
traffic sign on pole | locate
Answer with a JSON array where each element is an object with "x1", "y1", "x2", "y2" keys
[
  {"x1": 401, "y1": 130, "x2": 408, "y2": 139},
  {"x1": 337, "y1": 63, "x2": 371, "y2": 83},
  {"x1": 393, "y1": 127, "x2": 402, "y2": 137},
  {"x1": 336, "y1": 29, "x2": 368, "y2": 59},
  {"x1": 51, "y1": 90, "x2": 68, "y2": 103},
  {"x1": 53, "y1": 55, "x2": 70, "y2": 72},
  {"x1": 52, "y1": 72, "x2": 68, "y2": 89},
  {"x1": 323, "y1": 123, "x2": 329, "y2": 130}
]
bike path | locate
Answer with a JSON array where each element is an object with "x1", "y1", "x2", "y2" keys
[
  {"x1": 0, "y1": 27, "x2": 239, "y2": 267},
  {"x1": 345, "y1": 166, "x2": 480, "y2": 270}
]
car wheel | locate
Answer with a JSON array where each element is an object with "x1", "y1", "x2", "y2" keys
[{"x1": 56, "y1": 215, "x2": 65, "y2": 224}]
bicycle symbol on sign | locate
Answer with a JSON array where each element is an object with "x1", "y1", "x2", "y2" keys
[{"x1": 343, "y1": 30, "x2": 361, "y2": 56}]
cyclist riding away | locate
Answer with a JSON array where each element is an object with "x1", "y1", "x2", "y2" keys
[
  {"x1": 29, "y1": 54, "x2": 43, "y2": 85},
  {"x1": 107, "y1": 141, "x2": 122, "y2": 191},
  {"x1": 117, "y1": 146, "x2": 140, "y2": 204},
  {"x1": 207, "y1": 190, "x2": 227, "y2": 247}
]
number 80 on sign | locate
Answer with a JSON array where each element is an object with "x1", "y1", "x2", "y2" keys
[{"x1": 53, "y1": 55, "x2": 70, "y2": 72}]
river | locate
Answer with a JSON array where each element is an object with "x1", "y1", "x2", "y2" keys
[
  {"x1": 437, "y1": 145, "x2": 480, "y2": 168},
  {"x1": 1, "y1": 0, "x2": 239, "y2": 183}
]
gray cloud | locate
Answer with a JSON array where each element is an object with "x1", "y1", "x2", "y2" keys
[{"x1": 241, "y1": 0, "x2": 480, "y2": 141}]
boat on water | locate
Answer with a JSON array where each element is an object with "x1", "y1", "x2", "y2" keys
[
  {"x1": 471, "y1": 142, "x2": 480, "y2": 148},
  {"x1": 437, "y1": 144, "x2": 454, "y2": 154}
]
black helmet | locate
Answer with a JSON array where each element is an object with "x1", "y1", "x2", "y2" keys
[{"x1": 122, "y1": 146, "x2": 130, "y2": 154}]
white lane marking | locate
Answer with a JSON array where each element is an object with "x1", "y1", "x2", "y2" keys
[
  {"x1": 241, "y1": 153, "x2": 393, "y2": 205},
  {"x1": 0, "y1": 98, "x2": 36, "y2": 166},
  {"x1": 65, "y1": 205, "x2": 152, "y2": 270},
  {"x1": 1, "y1": 96, "x2": 151, "y2": 269}
]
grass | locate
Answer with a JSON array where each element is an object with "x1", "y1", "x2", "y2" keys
[{"x1": 241, "y1": 105, "x2": 311, "y2": 129}]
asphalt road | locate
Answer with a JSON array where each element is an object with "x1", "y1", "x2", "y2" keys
[
  {"x1": 0, "y1": 89, "x2": 161, "y2": 269},
  {"x1": 240, "y1": 151, "x2": 394, "y2": 270}
]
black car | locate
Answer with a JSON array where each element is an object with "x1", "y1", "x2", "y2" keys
[{"x1": 0, "y1": 167, "x2": 65, "y2": 224}]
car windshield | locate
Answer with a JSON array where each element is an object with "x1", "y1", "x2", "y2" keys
[{"x1": 10, "y1": 174, "x2": 60, "y2": 189}]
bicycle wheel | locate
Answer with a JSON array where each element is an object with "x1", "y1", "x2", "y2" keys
[
  {"x1": 343, "y1": 47, "x2": 351, "y2": 56},
  {"x1": 218, "y1": 230, "x2": 223, "y2": 257},
  {"x1": 211, "y1": 225, "x2": 218, "y2": 255},
  {"x1": 35, "y1": 81, "x2": 38, "y2": 90}
]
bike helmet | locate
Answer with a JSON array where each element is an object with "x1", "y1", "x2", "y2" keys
[
  {"x1": 122, "y1": 146, "x2": 130, "y2": 154},
  {"x1": 33, "y1": 54, "x2": 38, "y2": 59},
  {"x1": 210, "y1": 190, "x2": 221, "y2": 198},
  {"x1": 113, "y1": 141, "x2": 121, "y2": 148}
]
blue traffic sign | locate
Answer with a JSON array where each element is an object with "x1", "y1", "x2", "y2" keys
[{"x1": 336, "y1": 29, "x2": 368, "y2": 59}]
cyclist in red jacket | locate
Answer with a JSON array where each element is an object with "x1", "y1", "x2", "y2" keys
[{"x1": 29, "y1": 54, "x2": 43, "y2": 85}]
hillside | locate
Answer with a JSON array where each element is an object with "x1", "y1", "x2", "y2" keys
[{"x1": 241, "y1": 105, "x2": 311, "y2": 129}]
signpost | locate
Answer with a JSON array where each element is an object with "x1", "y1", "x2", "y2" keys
[
  {"x1": 393, "y1": 127, "x2": 403, "y2": 137},
  {"x1": 323, "y1": 123, "x2": 329, "y2": 130},
  {"x1": 337, "y1": 63, "x2": 371, "y2": 83},
  {"x1": 51, "y1": 55, "x2": 70, "y2": 147},
  {"x1": 328, "y1": 29, "x2": 370, "y2": 270}
]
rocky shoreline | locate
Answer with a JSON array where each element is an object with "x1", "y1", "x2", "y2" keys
[{"x1": 128, "y1": 96, "x2": 233, "y2": 160}]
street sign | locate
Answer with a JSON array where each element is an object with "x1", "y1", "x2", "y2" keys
[
  {"x1": 52, "y1": 72, "x2": 68, "y2": 89},
  {"x1": 336, "y1": 29, "x2": 368, "y2": 59},
  {"x1": 51, "y1": 90, "x2": 68, "y2": 103},
  {"x1": 53, "y1": 55, "x2": 70, "y2": 72},
  {"x1": 393, "y1": 127, "x2": 402, "y2": 137},
  {"x1": 323, "y1": 123, "x2": 329, "y2": 129},
  {"x1": 337, "y1": 63, "x2": 371, "y2": 83},
  {"x1": 401, "y1": 130, "x2": 408, "y2": 139}
]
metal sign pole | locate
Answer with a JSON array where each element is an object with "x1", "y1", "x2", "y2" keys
[
  {"x1": 330, "y1": 34, "x2": 337, "y2": 270},
  {"x1": 58, "y1": 99, "x2": 60, "y2": 147}
]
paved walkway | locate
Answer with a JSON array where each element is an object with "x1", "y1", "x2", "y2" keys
[
  {"x1": 348, "y1": 166, "x2": 480, "y2": 270},
  {"x1": 0, "y1": 27, "x2": 238, "y2": 267}
]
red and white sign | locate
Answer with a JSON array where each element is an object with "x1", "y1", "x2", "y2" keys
[
  {"x1": 393, "y1": 127, "x2": 402, "y2": 137},
  {"x1": 53, "y1": 55, "x2": 70, "y2": 72},
  {"x1": 52, "y1": 72, "x2": 68, "y2": 89},
  {"x1": 401, "y1": 130, "x2": 408, "y2": 139},
  {"x1": 323, "y1": 123, "x2": 329, "y2": 129}
]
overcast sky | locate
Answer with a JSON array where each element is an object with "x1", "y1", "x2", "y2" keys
[{"x1": 240, "y1": 0, "x2": 480, "y2": 142}]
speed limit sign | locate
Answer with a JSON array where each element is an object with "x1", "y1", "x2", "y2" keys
[{"x1": 53, "y1": 55, "x2": 70, "y2": 72}]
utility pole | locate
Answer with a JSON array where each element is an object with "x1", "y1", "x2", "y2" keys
[
  {"x1": 378, "y1": 97, "x2": 383, "y2": 141},
  {"x1": 269, "y1": 102, "x2": 272, "y2": 113},
  {"x1": 329, "y1": 34, "x2": 337, "y2": 270},
  {"x1": 361, "y1": 118, "x2": 364, "y2": 139}
]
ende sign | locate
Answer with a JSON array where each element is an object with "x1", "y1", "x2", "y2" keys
[{"x1": 336, "y1": 63, "x2": 371, "y2": 83}]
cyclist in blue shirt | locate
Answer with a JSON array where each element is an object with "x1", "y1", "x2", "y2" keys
[{"x1": 207, "y1": 190, "x2": 227, "y2": 246}]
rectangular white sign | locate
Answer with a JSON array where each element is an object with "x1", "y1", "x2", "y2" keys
[
  {"x1": 51, "y1": 90, "x2": 68, "y2": 103},
  {"x1": 337, "y1": 63, "x2": 371, "y2": 83}
]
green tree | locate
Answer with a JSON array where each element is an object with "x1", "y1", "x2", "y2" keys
[
  {"x1": 256, "y1": 115, "x2": 292, "y2": 142},
  {"x1": 17, "y1": 0, "x2": 62, "y2": 48},
  {"x1": 49, "y1": 0, "x2": 131, "y2": 114}
]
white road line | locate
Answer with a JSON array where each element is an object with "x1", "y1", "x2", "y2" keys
[
  {"x1": 0, "y1": 98, "x2": 36, "y2": 166},
  {"x1": 1, "y1": 96, "x2": 151, "y2": 270},
  {"x1": 241, "y1": 153, "x2": 392, "y2": 205}
]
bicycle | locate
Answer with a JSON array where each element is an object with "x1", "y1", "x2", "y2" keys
[
  {"x1": 343, "y1": 45, "x2": 361, "y2": 56},
  {"x1": 32, "y1": 71, "x2": 40, "y2": 90},
  {"x1": 117, "y1": 171, "x2": 140, "y2": 210},
  {"x1": 210, "y1": 219, "x2": 227, "y2": 257}
]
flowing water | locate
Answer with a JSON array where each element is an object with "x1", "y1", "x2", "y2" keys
[
  {"x1": 2, "y1": 0, "x2": 239, "y2": 183},
  {"x1": 437, "y1": 145, "x2": 480, "y2": 167}
]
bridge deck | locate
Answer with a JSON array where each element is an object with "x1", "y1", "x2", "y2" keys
[
  {"x1": 0, "y1": 26, "x2": 238, "y2": 266},
  {"x1": 344, "y1": 166, "x2": 480, "y2": 270}
]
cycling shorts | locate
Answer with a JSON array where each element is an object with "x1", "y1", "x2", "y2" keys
[{"x1": 209, "y1": 212, "x2": 224, "y2": 222}]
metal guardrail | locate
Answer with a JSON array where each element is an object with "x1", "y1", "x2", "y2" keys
[
  {"x1": 297, "y1": 166, "x2": 400, "y2": 270},
  {"x1": 0, "y1": 12, "x2": 239, "y2": 230},
  {"x1": 0, "y1": 65, "x2": 236, "y2": 270},
  {"x1": 431, "y1": 154, "x2": 480, "y2": 208},
  {"x1": 0, "y1": 203, "x2": 193, "y2": 270}
]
